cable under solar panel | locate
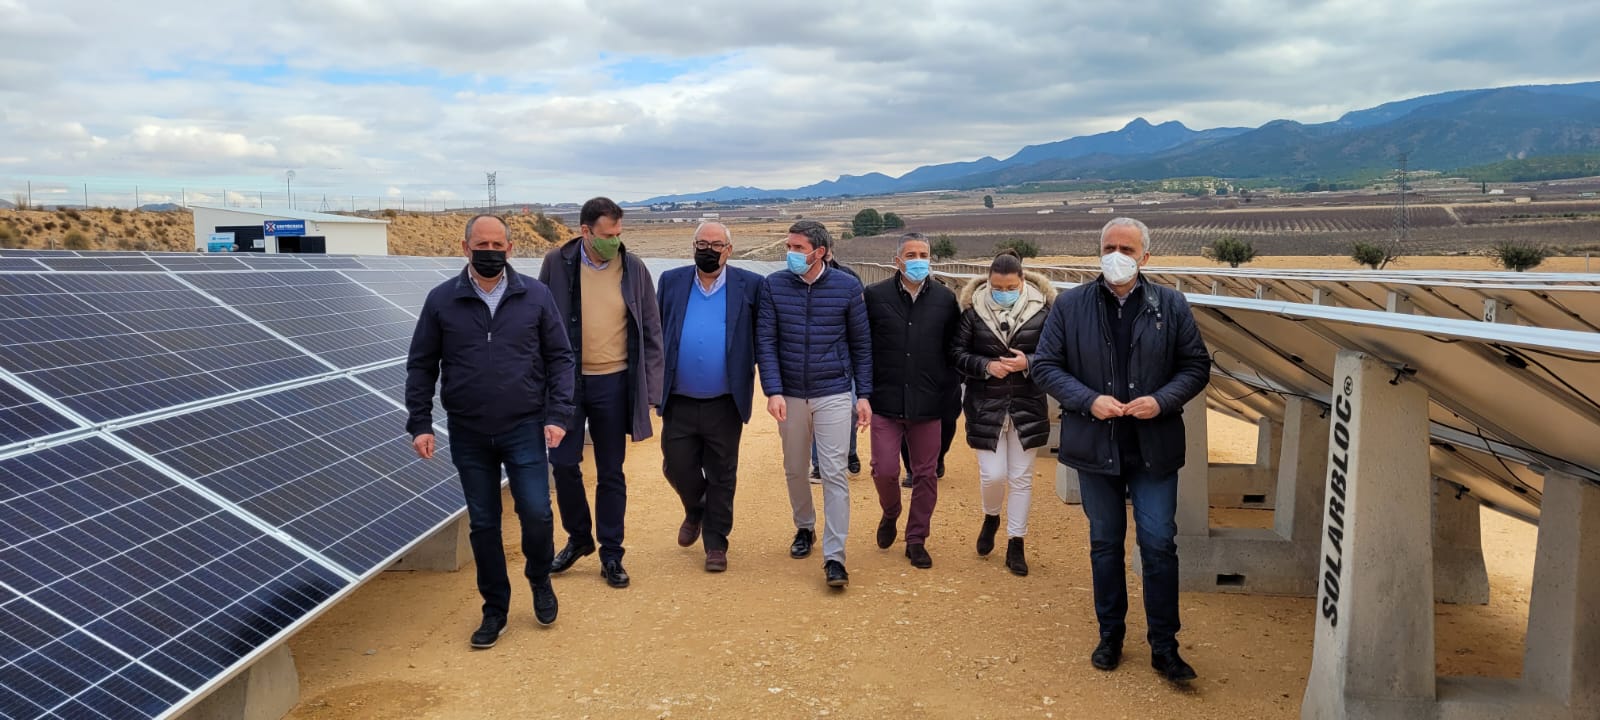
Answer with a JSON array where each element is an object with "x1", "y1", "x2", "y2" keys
[
  {"x1": 0, "y1": 274, "x2": 331, "y2": 422},
  {"x1": 180, "y1": 271, "x2": 420, "y2": 369},
  {"x1": 115, "y1": 379, "x2": 462, "y2": 577},
  {"x1": 0, "y1": 437, "x2": 348, "y2": 720},
  {"x1": 0, "y1": 377, "x2": 79, "y2": 447}
]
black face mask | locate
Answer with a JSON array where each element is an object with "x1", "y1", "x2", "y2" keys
[
  {"x1": 471, "y1": 249, "x2": 507, "y2": 278},
  {"x1": 694, "y1": 247, "x2": 723, "y2": 274}
]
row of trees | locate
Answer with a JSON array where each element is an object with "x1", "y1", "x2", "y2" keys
[
  {"x1": 850, "y1": 208, "x2": 906, "y2": 237},
  {"x1": 1207, "y1": 236, "x2": 1549, "y2": 271}
]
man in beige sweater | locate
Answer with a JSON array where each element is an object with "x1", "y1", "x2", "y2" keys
[{"x1": 539, "y1": 197, "x2": 664, "y2": 589}]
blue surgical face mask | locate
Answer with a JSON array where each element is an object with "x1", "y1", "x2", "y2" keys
[
  {"x1": 991, "y1": 289, "x2": 1021, "y2": 308},
  {"x1": 787, "y1": 250, "x2": 813, "y2": 275},
  {"x1": 902, "y1": 259, "x2": 930, "y2": 282}
]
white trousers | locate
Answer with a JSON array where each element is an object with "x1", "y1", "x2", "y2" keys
[{"x1": 975, "y1": 426, "x2": 1036, "y2": 538}]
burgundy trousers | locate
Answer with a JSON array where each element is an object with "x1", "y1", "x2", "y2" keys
[{"x1": 870, "y1": 416, "x2": 942, "y2": 544}]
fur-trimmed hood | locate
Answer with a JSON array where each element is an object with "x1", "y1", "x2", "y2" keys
[{"x1": 958, "y1": 269, "x2": 1058, "y2": 310}]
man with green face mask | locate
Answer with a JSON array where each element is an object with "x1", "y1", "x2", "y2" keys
[{"x1": 539, "y1": 197, "x2": 665, "y2": 590}]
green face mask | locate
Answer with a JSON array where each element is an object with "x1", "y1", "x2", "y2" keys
[{"x1": 591, "y1": 235, "x2": 621, "y2": 261}]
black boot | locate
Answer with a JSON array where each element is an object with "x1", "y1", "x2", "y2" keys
[
  {"x1": 976, "y1": 514, "x2": 1000, "y2": 556},
  {"x1": 1005, "y1": 537, "x2": 1029, "y2": 576}
]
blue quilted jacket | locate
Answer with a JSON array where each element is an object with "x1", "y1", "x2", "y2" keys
[{"x1": 756, "y1": 267, "x2": 873, "y2": 400}]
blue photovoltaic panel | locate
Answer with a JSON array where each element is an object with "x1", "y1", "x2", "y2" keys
[
  {"x1": 37, "y1": 257, "x2": 163, "y2": 272},
  {"x1": 182, "y1": 271, "x2": 419, "y2": 368},
  {"x1": 148, "y1": 255, "x2": 248, "y2": 272},
  {"x1": 233, "y1": 255, "x2": 312, "y2": 270},
  {"x1": 0, "y1": 377, "x2": 78, "y2": 446},
  {"x1": 298, "y1": 257, "x2": 364, "y2": 269},
  {"x1": 353, "y1": 362, "x2": 444, "y2": 425},
  {"x1": 338, "y1": 269, "x2": 450, "y2": 315},
  {"x1": 0, "y1": 259, "x2": 45, "y2": 271},
  {"x1": 0, "y1": 585, "x2": 188, "y2": 720},
  {"x1": 116, "y1": 379, "x2": 463, "y2": 576},
  {"x1": 0, "y1": 250, "x2": 77, "y2": 257},
  {"x1": 0, "y1": 273, "x2": 330, "y2": 422},
  {"x1": 0, "y1": 438, "x2": 347, "y2": 719}
]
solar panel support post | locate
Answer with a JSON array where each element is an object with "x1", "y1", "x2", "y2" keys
[
  {"x1": 1302, "y1": 350, "x2": 1437, "y2": 719},
  {"x1": 1157, "y1": 395, "x2": 1327, "y2": 597},
  {"x1": 175, "y1": 644, "x2": 300, "y2": 720},
  {"x1": 387, "y1": 514, "x2": 470, "y2": 572},
  {"x1": 1482, "y1": 298, "x2": 1517, "y2": 325},
  {"x1": 1512, "y1": 469, "x2": 1600, "y2": 716},
  {"x1": 1432, "y1": 480, "x2": 1490, "y2": 605},
  {"x1": 1386, "y1": 291, "x2": 1415, "y2": 315},
  {"x1": 1311, "y1": 288, "x2": 1337, "y2": 306}
]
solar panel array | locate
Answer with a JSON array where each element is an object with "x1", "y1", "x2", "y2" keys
[{"x1": 0, "y1": 251, "x2": 480, "y2": 720}]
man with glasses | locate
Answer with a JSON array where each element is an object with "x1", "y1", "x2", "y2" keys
[{"x1": 655, "y1": 222, "x2": 762, "y2": 572}]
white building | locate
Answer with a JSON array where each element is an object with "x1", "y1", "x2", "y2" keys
[{"x1": 190, "y1": 205, "x2": 390, "y2": 255}]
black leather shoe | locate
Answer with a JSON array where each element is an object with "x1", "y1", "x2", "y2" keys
[
  {"x1": 532, "y1": 579, "x2": 558, "y2": 626},
  {"x1": 936, "y1": 460, "x2": 946, "y2": 479},
  {"x1": 1091, "y1": 634, "x2": 1123, "y2": 671},
  {"x1": 810, "y1": 466, "x2": 821, "y2": 482},
  {"x1": 600, "y1": 559, "x2": 630, "y2": 588},
  {"x1": 899, "y1": 474, "x2": 913, "y2": 489},
  {"x1": 1152, "y1": 647, "x2": 1197, "y2": 684},
  {"x1": 789, "y1": 528, "x2": 815, "y2": 559},
  {"x1": 976, "y1": 514, "x2": 1000, "y2": 556},
  {"x1": 876, "y1": 515, "x2": 897, "y2": 549},
  {"x1": 550, "y1": 540, "x2": 595, "y2": 574},
  {"x1": 1005, "y1": 537, "x2": 1029, "y2": 576},
  {"x1": 848, "y1": 453, "x2": 861, "y2": 475},
  {"x1": 906, "y1": 543, "x2": 932, "y2": 569},
  {"x1": 823, "y1": 560, "x2": 849, "y2": 588},
  {"x1": 470, "y1": 614, "x2": 507, "y2": 649}
]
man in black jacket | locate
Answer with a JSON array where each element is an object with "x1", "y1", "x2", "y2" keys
[
  {"x1": 863, "y1": 233, "x2": 961, "y2": 568},
  {"x1": 539, "y1": 197, "x2": 665, "y2": 590},
  {"x1": 406, "y1": 214, "x2": 575, "y2": 649},
  {"x1": 1032, "y1": 217, "x2": 1210, "y2": 684}
]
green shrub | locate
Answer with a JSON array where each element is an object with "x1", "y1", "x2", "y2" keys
[
  {"x1": 995, "y1": 237, "x2": 1038, "y2": 258},
  {"x1": 63, "y1": 230, "x2": 91, "y2": 250},
  {"x1": 882, "y1": 212, "x2": 906, "y2": 231},
  {"x1": 1491, "y1": 241, "x2": 1548, "y2": 272},
  {"x1": 851, "y1": 208, "x2": 884, "y2": 237},
  {"x1": 931, "y1": 234, "x2": 957, "y2": 260},
  {"x1": 1350, "y1": 241, "x2": 1391, "y2": 269},
  {"x1": 1202, "y1": 235, "x2": 1258, "y2": 268}
]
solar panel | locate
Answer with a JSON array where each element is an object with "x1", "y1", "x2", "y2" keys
[
  {"x1": 0, "y1": 437, "x2": 348, "y2": 719},
  {"x1": 115, "y1": 379, "x2": 461, "y2": 576},
  {"x1": 353, "y1": 362, "x2": 444, "y2": 424},
  {"x1": 338, "y1": 270, "x2": 448, "y2": 314},
  {"x1": 37, "y1": 257, "x2": 164, "y2": 273},
  {"x1": 0, "y1": 259, "x2": 45, "y2": 271},
  {"x1": 180, "y1": 271, "x2": 418, "y2": 369},
  {"x1": 0, "y1": 376, "x2": 79, "y2": 447},
  {"x1": 0, "y1": 273, "x2": 330, "y2": 422},
  {"x1": 149, "y1": 256, "x2": 248, "y2": 272},
  {"x1": 233, "y1": 256, "x2": 312, "y2": 270},
  {"x1": 0, "y1": 250, "x2": 77, "y2": 257},
  {"x1": 298, "y1": 257, "x2": 364, "y2": 269}
]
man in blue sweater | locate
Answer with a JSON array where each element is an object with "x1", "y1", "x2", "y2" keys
[
  {"x1": 656, "y1": 222, "x2": 762, "y2": 572},
  {"x1": 406, "y1": 214, "x2": 575, "y2": 649},
  {"x1": 757, "y1": 220, "x2": 873, "y2": 588}
]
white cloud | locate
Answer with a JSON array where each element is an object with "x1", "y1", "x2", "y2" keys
[{"x1": 0, "y1": 0, "x2": 1596, "y2": 202}]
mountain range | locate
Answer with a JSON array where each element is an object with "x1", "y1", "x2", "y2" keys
[{"x1": 639, "y1": 81, "x2": 1600, "y2": 204}]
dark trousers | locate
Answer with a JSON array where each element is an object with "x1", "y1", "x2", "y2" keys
[
  {"x1": 660, "y1": 394, "x2": 743, "y2": 552},
  {"x1": 900, "y1": 387, "x2": 961, "y2": 471},
  {"x1": 871, "y1": 417, "x2": 942, "y2": 543},
  {"x1": 551, "y1": 371, "x2": 630, "y2": 562},
  {"x1": 448, "y1": 419, "x2": 554, "y2": 618},
  {"x1": 1077, "y1": 468, "x2": 1181, "y2": 651}
]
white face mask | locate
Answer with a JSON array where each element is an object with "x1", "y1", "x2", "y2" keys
[{"x1": 1101, "y1": 251, "x2": 1140, "y2": 285}]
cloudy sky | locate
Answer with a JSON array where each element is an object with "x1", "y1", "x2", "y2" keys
[{"x1": 1, "y1": 0, "x2": 1596, "y2": 207}]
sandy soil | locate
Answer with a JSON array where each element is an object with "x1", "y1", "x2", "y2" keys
[{"x1": 285, "y1": 411, "x2": 1537, "y2": 720}]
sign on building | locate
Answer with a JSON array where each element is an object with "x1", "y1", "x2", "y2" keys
[
  {"x1": 264, "y1": 219, "x2": 306, "y2": 236},
  {"x1": 206, "y1": 232, "x2": 236, "y2": 253}
]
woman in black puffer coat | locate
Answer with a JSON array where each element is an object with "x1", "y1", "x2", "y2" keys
[{"x1": 950, "y1": 250, "x2": 1057, "y2": 576}]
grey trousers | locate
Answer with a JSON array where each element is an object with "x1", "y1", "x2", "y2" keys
[{"x1": 778, "y1": 393, "x2": 854, "y2": 564}]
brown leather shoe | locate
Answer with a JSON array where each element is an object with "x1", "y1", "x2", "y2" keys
[
  {"x1": 677, "y1": 518, "x2": 702, "y2": 547},
  {"x1": 705, "y1": 549, "x2": 728, "y2": 573}
]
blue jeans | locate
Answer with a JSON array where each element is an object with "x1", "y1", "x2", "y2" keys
[
  {"x1": 551, "y1": 371, "x2": 630, "y2": 562},
  {"x1": 448, "y1": 419, "x2": 555, "y2": 619},
  {"x1": 1077, "y1": 468, "x2": 1181, "y2": 651}
]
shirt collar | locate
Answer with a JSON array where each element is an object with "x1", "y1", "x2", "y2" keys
[
  {"x1": 472, "y1": 272, "x2": 507, "y2": 296},
  {"x1": 580, "y1": 242, "x2": 611, "y2": 270},
  {"x1": 899, "y1": 275, "x2": 924, "y2": 300},
  {"x1": 696, "y1": 268, "x2": 728, "y2": 297},
  {"x1": 1100, "y1": 276, "x2": 1142, "y2": 306},
  {"x1": 802, "y1": 263, "x2": 828, "y2": 285}
]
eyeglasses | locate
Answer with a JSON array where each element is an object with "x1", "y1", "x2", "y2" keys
[{"x1": 693, "y1": 241, "x2": 730, "y2": 251}]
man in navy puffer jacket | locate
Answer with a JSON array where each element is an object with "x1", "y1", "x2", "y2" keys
[{"x1": 756, "y1": 220, "x2": 873, "y2": 589}]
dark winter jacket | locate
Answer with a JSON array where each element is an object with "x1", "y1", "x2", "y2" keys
[
  {"x1": 405, "y1": 266, "x2": 576, "y2": 437},
  {"x1": 656, "y1": 264, "x2": 763, "y2": 422},
  {"x1": 864, "y1": 274, "x2": 959, "y2": 420},
  {"x1": 539, "y1": 238, "x2": 664, "y2": 441},
  {"x1": 1032, "y1": 276, "x2": 1211, "y2": 476},
  {"x1": 951, "y1": 272, "x2": 1057, "y2": 451},
  {"x1": 756, "y1": 266, "x2": 873, "y2": 400}
]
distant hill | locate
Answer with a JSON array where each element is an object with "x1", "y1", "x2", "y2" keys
[
  {"x1": 138, "y1": 203, "x2": 185, "y2": 212},
  {"x1": 0, "y1": 199, "x2": 14, "y2": 210},
  {"x1": 638, "y1": 80, "x2": 1600, "y2": 203}
]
